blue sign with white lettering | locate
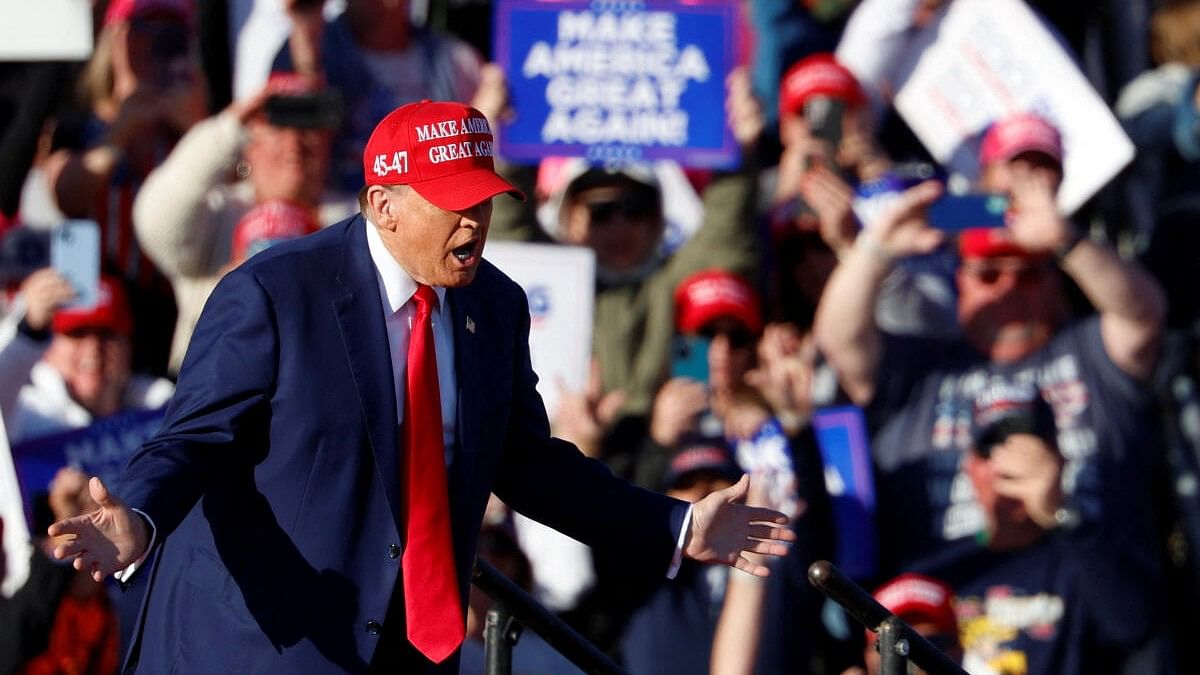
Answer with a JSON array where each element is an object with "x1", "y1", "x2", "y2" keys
[
  {"x1": 494, "y1": 0, "x2": 741, "y2": 168},
  {"x1": 812, "y1": 406, "x2": 878, "y2": 580},
  {"x1": 11, "y1": 408, "x2": 166, "y2": 527}
]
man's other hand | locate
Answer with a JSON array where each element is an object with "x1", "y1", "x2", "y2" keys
[
  {"x1": 47, "y1": 477, "x2": 149, "y2": 582},
  {"x1": 684, "y1": 475, "x2": 795, "y2": 577}
]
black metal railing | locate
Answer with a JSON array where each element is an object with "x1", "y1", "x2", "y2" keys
[
  {"x1": 807, "y1": 560, "x2": 968, "y2": 675},
  {"x1": 472, "y1": 559, "x2": 627, "y2": 675}
]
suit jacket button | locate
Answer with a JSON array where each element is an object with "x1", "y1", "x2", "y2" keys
[
  {"x1": 388, "y1": 544, "x2": 401, "y2": 559},
  {"x1": 366, "y1": 620, "x2": 382, "y2": 636}
]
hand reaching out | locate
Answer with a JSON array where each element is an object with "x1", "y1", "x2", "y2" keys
[
  {"x1": 47, "y1": 477, "x2": 150, "y2": 582},
  {"x1": 684, "y1": 475, "x2": 795, "y2": 577}
]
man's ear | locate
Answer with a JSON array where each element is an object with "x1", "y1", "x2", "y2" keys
[{"x1": 367, "y1": 186, "x2": 396, "y2": 230}]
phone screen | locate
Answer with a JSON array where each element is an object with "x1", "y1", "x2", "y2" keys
[
  {"x1": 670, "y1": 335, "x2": 710, "y2": 383},
  {"x1": 265, "y1": 92, "x2": 344, "y2": 129},
  {"x1": 927, "y1": 193, "x2": 1009, "y2": 232},
  {"x1": 51, "y1": 220, "x2": 100, "y2": 308},
  {"x1": 804, "y1": 97, "x2": 845, "y2": 150}
]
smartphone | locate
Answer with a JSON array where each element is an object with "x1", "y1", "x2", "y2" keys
[
  {"x1": 265, "y1": 91, "x2": 344, "y2": 129},
  {"x1": 805, "y1": 96, "x2": 845, "y2": 149},
  {"x1": 670, "y1": 335, "x2": 710, "y2": 383},
  {"x1": 927, "y1": 193, "x2": 1009, "y2": 232},
  {"x1": 50, "y1": 220, "x2": 100, "y2": 308}
]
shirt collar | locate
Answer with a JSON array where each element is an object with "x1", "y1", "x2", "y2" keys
[{"x1": 364, "y1": 217, "x2": 447, "y2": 314}]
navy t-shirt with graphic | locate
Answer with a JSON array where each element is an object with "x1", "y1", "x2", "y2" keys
[
  {"x1": 866, "y1": 316, "x2": 1161, "y2": 574},
  {"x1": 913, "y1": 531, "x2": 1157, "y2": 675}
]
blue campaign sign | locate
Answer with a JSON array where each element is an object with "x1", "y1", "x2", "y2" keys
[
  {"x1": 10, "y1": 408, "x2": 166, "y2": 527},
  {"x1": 494, "y1": 0, "x2": 741, "y2": 168},
  {"x1": 812, "y1": 405, "x2": 878, "y2": 580}
]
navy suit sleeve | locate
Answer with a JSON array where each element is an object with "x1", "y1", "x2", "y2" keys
[
  {"x1": 117, "y1": 268, "x2": 278, "y2": 539},
  {"x1": 490, "y1": 288, "x2": 688, "y2": 574}
]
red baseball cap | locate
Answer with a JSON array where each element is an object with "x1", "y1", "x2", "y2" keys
[
  {"x1": 232, "y1": 200, "x2": 320, "y2": 262},
  {"x1": 779, "y1": 53, "x2": 866, "y2": 118},
  {"x1": 363, "y1": 100, "x2": 524, "y2": 212},
  {"x1": 979, "y1": 113, "x2": 1063, "y2": 168},
  {"x1": 104, "y1": 0, "x2": 193, "y2": 26},
  {"x1": 958, "y1": 228, "x2": 1043, "y2": 260},
  {"x1": 52, "y1": 276, "x2": 133, "y2": 336},
  {"x1": 264, "y1": 71, "x2": 322, "y2": 96},
  {"x1": 675, "y1": 270, "x2": 762, "y2": 335},
  {"x1": 871, "y1": 573, "x2": 959, "y2": 639}
]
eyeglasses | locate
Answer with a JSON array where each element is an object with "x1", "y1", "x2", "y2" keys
[
  {"x1": 699, "y1": 324, "x2": 755, "y2": 350},
  {"x1": 961, "y1": 259, "x2": 1052, "y2": 286},
  {"x1": 584, "y1": 191, "x2": 659, "y2": 225}
]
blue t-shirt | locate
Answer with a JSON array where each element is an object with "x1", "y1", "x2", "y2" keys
[
  {"x1": 866, "y1": 316, "x2": 1159, "y2": 573},
  {"x1": 913, "y1": 532, "x2": 1157, "y2": 675}
]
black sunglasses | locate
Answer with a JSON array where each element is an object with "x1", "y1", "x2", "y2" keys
[
  {"x1": 699, "y1": 324, "x2": 755, "y2": 350},
  {"x1": 584, "y1": 191, "x2": 658, "y2": 225}
]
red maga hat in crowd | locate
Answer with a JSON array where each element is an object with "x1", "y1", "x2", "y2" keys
[
  {"x1": 979, "y1": 112, "x2": 1063, "y2": 167},
  {"x1": 871, "y1": 573, "x2": 959, "y2": 639},
  {"x1": 779, "y1": 53, "x2": 867, "y2": 118},
  {"x1": 958, "y1": 228, "x2": 1043, "y2": 260},
  {"x1": 674, "y1": 269, "x2": 762, "y2": 335},
  {"x1": 362, "y1": 100, "x2": 524, "y2": 212},
  {"x1": 104, "y1": 0, "x2": 193, "y2": 26},
  {"x1": 52, "y1": 276, "x2": 133, "y2": 336}
]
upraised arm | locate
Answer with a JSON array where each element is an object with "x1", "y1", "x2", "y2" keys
[
  {"x1": 813, "y1": 181, "x2": 943, "y2": 405},
  {"x1": 1005, "y1": 175, "x2": 1166, "y2": 382}
]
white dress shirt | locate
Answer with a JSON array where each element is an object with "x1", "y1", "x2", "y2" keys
[{"x1": 365, "y1": 219, "x2": 457, "y2": 457}]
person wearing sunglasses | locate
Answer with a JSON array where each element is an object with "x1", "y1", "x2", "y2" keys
[{"x1": 812, "y1": 136, "x2": 1170, "y2": 666}]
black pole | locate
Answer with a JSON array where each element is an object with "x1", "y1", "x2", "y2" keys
[
  {"x1": 877, "y1": 616, "x2": 909, "y2": 675},
  {"x1": 472, "y1": 560, "x2": 627, "y2": 675},
  {"x1": 484, "y1": 604, "x2": 518, "y2": 675},
  {"x1": 808, "y1": 561, "x2": 968, "y2": 675}
]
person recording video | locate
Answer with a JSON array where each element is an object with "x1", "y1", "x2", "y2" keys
[{"x1": 132, "y1": 71, "x2": 356, "y2": 375}]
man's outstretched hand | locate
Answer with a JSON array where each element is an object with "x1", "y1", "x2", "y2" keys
[
  {"x1": 47, "y1": 477, "x2": 149, "y2": 582},
  {"x1": 684, "y1": 475, "x2": 796, "y2": 577}
]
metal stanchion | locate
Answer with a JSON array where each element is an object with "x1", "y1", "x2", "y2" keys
[
  {"x1": 484, "y1": 603, "x2": 522, "y2": 675},
  {"x1": 877, "y1": 616, "x2": 910, "y2": 675},
  {"x1": 808, "y1": 561, "x2": 968, "y2": 675}
]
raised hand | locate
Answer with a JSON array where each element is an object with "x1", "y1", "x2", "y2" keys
[
  {"x1": 47, "y1": 477, "x2": 150, "y2": 582},
  {"x1": 798, "y1": 163, "x2": 859, "y2": 255},
  {"x1": 1006, "y1": 170, "x2": 1072, "y2": 254},
  {"x1": 684, "y1": 475, "x2": 795, "y2": 577},
  {"x1": 861, "y1": 179, "x2": 944, "y2": 259},
  {"x1": 18, "y1": 268, "x2": 75, "y2": 332},
  {"x1": 649, "y1": 377, "x2": 708, "y2": 447}
]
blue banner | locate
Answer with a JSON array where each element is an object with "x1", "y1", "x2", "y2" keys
[
  {"x1": 10, "y1": 408, "x2": 166, "y2": 527},
  {"x1": 812, "y1": 406, "x2": 878, "y2": 580},
  {"x1": 493, "y1": 0, "x2": 741, "y2": 168}
]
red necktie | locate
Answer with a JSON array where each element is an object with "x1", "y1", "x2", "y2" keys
[{"x1": 402, "y1": 284, "x2": 464, "y2": 662}]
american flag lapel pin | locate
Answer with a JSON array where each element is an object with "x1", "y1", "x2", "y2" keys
[{"x1": 466, "y1": 316, "x2": 476, "y2": 334}]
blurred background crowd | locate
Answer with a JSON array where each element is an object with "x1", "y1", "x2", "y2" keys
[{"x1": 3, "y1": 0, "x2": 1200, "y2": 674}]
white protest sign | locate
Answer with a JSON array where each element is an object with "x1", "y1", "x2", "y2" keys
[
  {"x1": 484, "y1": 242, "x2": 596, "y2": 418},
  {"x1": 1, "y1": 413, "x2": 31, "y2": 597},
  {"x1": 0, "y1": 0, "x2": 93, "y2": 61},
  {"x1": 891, "y1": 0, "x2": 1134, "y2": 214}
]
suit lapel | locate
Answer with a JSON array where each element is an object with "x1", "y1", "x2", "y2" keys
[
  {"x1": 447, "y1": 284, "x2": 483, "y2": 506},
  {"x1": 332, "y1": 217, "x2": 404, "y2": 530}
]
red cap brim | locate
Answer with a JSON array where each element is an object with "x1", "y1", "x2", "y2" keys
[{"x1": 410, "y1": 168, "x2": 526, "y2": 212}]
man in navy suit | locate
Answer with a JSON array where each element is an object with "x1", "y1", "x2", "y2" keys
[{"x1": 46, "y1": 100, "x2": 795, "y2": 674}]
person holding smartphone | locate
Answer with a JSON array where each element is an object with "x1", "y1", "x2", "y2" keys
[{"x1": 133, "y1": 71, "x2": 353, "y2": 376}]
